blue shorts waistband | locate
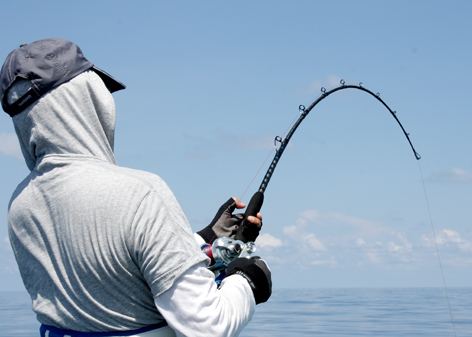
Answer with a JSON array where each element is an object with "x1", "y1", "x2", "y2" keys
[{"x1": 40, "y1": 322, "x2": 168, "y2": 337}]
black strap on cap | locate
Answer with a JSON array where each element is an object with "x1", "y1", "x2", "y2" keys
[{"x1": 3, "y1": 86, "x2": 42, "y2": 117}]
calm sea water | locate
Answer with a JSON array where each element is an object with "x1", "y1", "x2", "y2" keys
[{"x1": 1, "y1": 288, "x2": 470, "y2": 336}]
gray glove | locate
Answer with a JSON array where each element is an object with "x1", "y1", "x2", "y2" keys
[{"x1": 197, "y1": 198, "x2": 244, "y2": 244}]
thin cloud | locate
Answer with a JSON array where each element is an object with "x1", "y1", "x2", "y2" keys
[
  {"x1": 310, "y1": 259, "x2": 337, "y2": 266},
  {"x1": 308, "y1": 74, "x2": 343, "y2": 93},
  {"x1": 325, "y1": 212, "x2": 383, "y2": 232},
  {"x1": 0, "y1": 132, "x2": 22, "y2": 160},
  {"x1": 388, "y1": 241, "x2": 403, "y2": 252},
  {"x1": 427, "y1": 168, "x2": 472, "y2": 183},
  {"x1": 299, "y1": 209, "x2": 319, "y2": 221},
  {"x1": 283, "y1": 217, "x2": 327, "y2": 252},
  {"x1": 303, "y1": 233, "x2": 327, "y2": 251},
  {"x1": 439, "y1": 229, "x2": 472, "y2": 252},
  {"x1": 256, "y1": 233, "x2": 283, "y2": 248},
  {"x1": 257, "y1": 209, "x2": 472, "y2": 270},
  {"x1": 2, "y1": 236, "x2": 12, "y2": 251},
  {"x1": 0, "y1": 237, "x2": 19, "y2": 275},
  {"x1": 366, "y1": 252, "x2": 382, "y2": 264},
  {"x1": 300, "y1": 209, "x2": 387, "y2": 240},
  {"x1": 184, "y1": 131, "x2": 277, "y2": 160},
  {"x1": 421, "y1": 229, "x2": 472, "y2": 254},
  {"x1": 236, "y1": 133, "x2": 279, "y2": 151},
  {"x1": 288, "y1": 210, "x2": 424, "y2": 267},
  {"x1": 390, "y1": 231, "x2": 413, "y2": 252}
]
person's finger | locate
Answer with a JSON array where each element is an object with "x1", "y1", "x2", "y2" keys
[
  {"x1": 232, "y1": 197, "x2": 246, "y2": 209},
  {"x1": 247, "y1": 215, "x2": 262, "y2": 227}
]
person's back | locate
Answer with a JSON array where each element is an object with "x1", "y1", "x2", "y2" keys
[
  {"x1": 2, "y1": 38, "x2": 272, "y2": 337},
  {"x1": 8, "y1": 69, "x2": 206, "y2": 331}
]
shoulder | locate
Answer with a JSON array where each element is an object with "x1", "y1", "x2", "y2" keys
[{"x1": 88, "y1": 161, "x2": 172, "y2": 196}]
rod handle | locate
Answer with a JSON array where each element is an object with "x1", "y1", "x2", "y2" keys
[{"x1": 235, "y1": 191, "x2": 264, "y2": 243}]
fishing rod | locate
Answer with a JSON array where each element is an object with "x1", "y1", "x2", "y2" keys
[
  {"x1": 206, "y1": 85, "x2": 457, "y2": 334},
  {"x1": 204, "y1": 80, "x2": 421, "y2": 277},
  {"x1": 234, "y1": 80, "x2": 421, "y2": 242}
]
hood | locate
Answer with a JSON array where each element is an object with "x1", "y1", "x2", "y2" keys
[{"x1": 11, "y1": 70, "x2": 117, "y2": 171}]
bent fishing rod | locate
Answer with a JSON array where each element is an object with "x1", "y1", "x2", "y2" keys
[
  {"x1": 213, "y1": 85, "x2": 456, "y2": 335},
  {"x1": 234, "y1": 80, "x2": 421, "y2": 242},
  {"x1": 203, "y1": 80, "x2": 421, "y2": 277}
]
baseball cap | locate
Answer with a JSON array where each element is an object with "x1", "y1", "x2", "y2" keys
[{"x1": 0, "y1": 38, "x2": 126, "y2": 117}]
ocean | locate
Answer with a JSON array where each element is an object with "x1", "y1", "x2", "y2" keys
[{"x1": 1, "y1": 288, "x2": 470, "y2": 336}]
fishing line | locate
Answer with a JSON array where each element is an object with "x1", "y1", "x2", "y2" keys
[
  {"x1": 212, "y1": 113, "x2": 302, "y2": 241},
  {"x1": 239, "y1": 147, "x2": 275, "y2": 202},
  {"x1": 210, "y1": 149, "x2": 275, "y2": 243},
  {"x1": 239, "y1": 113, "x2": 300, "y2": 202},
  {"x1": 417, "y1": 161, "x2": 457, "y2": 337}
]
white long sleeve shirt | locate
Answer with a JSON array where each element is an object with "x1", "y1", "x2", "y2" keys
[{"x1": 155, "y1": 263, "x2": 255, "y2": 337}]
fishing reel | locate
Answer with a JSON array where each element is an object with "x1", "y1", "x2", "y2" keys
[
  {"x1": 200, "y1": 192, "x2": 263, "y2": 284},
  {"x1": 201, "y1": 237, "x2": 257, "y2": 284}
]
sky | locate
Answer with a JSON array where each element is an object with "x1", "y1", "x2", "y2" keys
[{"x1": 0, "y1": 0, "x2": 471, "y2": 293}]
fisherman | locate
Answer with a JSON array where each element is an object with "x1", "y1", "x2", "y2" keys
[{"x1": 1, "y1": 38, "x2": 271, "y2": 337}]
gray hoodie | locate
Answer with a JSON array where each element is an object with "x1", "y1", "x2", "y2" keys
[{"x1": 8, "y1": 70, "x2": 207, "y2": 331}]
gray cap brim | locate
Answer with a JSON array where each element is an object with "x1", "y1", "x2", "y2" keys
[{"x1": 92, "y1": 66, "x2": 126, "y2": 93}]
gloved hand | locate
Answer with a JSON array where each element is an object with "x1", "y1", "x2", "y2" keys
[
  {"x1": 197, "y1": 198, "x2": 262, "y2": 244},
  {"x1": 225, "y1": 257, "x2": 272, "y2": 304}
]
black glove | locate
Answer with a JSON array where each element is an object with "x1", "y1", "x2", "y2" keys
[
  {"x1": 197, "y1": 198, "x2": 245, "y2": 244},
  {"x1": 225, "y1": 257, "x2": 272, "y2": 304}
]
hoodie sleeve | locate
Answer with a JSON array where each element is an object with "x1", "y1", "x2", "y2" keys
[
  {"x1": 128, "y1": 173, "x2": 255, "y2": 335},
  {"x1": 128, "y1": 175, "x2": 209, "y2": 297},
  {"x1": 153, "y1": 261, "x2": 255, "y2": 337}
]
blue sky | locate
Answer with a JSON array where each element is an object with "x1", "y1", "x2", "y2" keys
[{"x1": 0, "y1": 1, "x2": 471, "y2": 291}]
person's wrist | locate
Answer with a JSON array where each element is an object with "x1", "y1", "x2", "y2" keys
[
  {"x1": 225, "y1": 257, "x2": 272, "y2": 304},
  {"x1": 196, "y1": 227, "x2": 216, "y2": 244}
]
